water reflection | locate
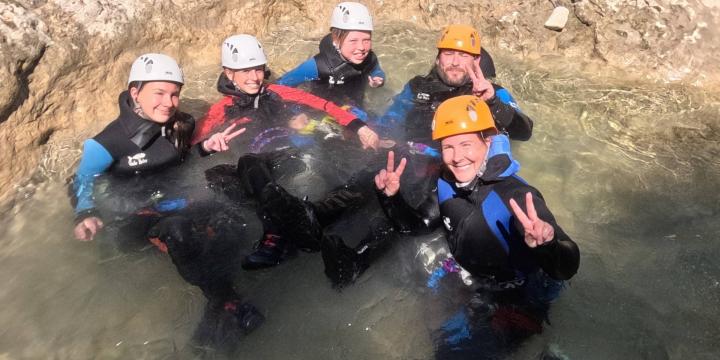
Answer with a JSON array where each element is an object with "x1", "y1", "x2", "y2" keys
[{"x1": 0, "y1": 25, "x2": 719, "y2": 359}]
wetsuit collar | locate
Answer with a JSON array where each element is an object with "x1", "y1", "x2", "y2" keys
[{"x1": 117, "y1": 91, "x2": 163, "y2": 149}]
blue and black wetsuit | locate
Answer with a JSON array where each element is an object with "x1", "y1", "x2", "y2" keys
[
  {"x1": 378, "y1": 135, "x2": 579, "y2": 357},
  {"x1": 70, "y1": 91, "x2": 195, "y2": 223},
  {"x1": 379, "y1": 135, "x2": 579, "y2": 284},
  {"x1": 277, "y1": 34, "x2": 385, "y2": 109},
  {"x1": 376, "y1": 62, "x2": 532, "y2": 145}
]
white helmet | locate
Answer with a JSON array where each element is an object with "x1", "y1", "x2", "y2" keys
[
  {"x1": 221, "y1": 34, "x2": 268, "y2": 70},
  {"x1": 330, "y1": 2, "x2": 373, "y2": 31},
  {"x1": 127, "y1": 53, "x2": 184, "y2": 85}
]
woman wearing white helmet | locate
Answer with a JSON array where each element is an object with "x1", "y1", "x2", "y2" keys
[
  {"x1": 276, "y1": 2, "x2": 385, "y2": 110},
  {"x1": 193, "y1": 33, "x2": 379, "y2": 152},
  {"x1": 71, "y1": 53, "x2": 194, "y2": 242},
  {"x1": 70, "y1": 53, "x2": 265, "y2": 351}
]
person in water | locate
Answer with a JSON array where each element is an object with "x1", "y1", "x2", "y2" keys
[
  {"x1": 192, "y1": 33, "x2": 380, "y2": 153},
  {"x1": 71, "y1": 53, "x2": 194, "y2": 242},
  {"x1": 69, "y1": 53, "x2": 265, "y2": 352},
  {"x1": 377, "y1": 24, "x2": 533, "y2": 145},
  {"x1": 276, "y1": 2, "x2": 385, "y2": 110},
  {"x1": 374, "y1": 95, "x2": 580, "y2": 357}
]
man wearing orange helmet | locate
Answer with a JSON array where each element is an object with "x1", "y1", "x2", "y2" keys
[
  {"x1": 377, "y1": 25, "x2": 533, "y2": 146},
  {"x1": 375, "y1": 96, "x2": 578, "y2": 356}
]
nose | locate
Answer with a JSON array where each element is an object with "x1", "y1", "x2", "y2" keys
[
  {"x1": 450, "y1": 53, "x2": 461, "y2": 66},
  {"x1": 161, "y1": 93, "x2": 174, "y2": 107},
  {"x1": 452, "y1": 147, "x2": 465, "y2": 163},
  {"x1": 248, "y1": 70, "x2": 260, "y2": 81}
]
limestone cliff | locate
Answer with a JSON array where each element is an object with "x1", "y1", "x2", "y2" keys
[{"x1": 1, "y1": 0, "x2": 718, "y2": 210}]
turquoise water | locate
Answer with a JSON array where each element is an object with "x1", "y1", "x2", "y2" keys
[{"x1": 0, "y1": 26, "x2": 719, "y2": 359}]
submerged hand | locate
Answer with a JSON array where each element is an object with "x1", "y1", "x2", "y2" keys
[
  {"x1": 509, "y1": 192, "x2": 555, "y2": 248},
  {"x1": 357, "y1": 125, "x2": 379, "y2": 150},
  {"x1": 374, "y1": 150, "x2": 407, "y2": 197},
  {"x1": 465, "y1": 58, "x2": 494, "y2": 101},
  {"x1": 368, "y1": 76, "x2": 384, "y2": 88},
  {"x1": 74, "y1": 216, "x2": 104, "y2": 241},
  {"x1": 203, "y1": 123, "x2": 246, "y2": 153}
]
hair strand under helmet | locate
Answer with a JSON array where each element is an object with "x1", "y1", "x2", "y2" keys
[
  {"x1": 222, "y1": 34, "x2": 268, "y2": 70},
  {"x1": 127, "y1": 53, "x2": 184, "y2": 85},
  {"x1": 437, "y1": 24, "x2": 481, "y2": 55},
  {"x1": 330, "y1": 2, "x2": 373, "y2": 31},
  {"x1": 432, "y1": 95, "x2": 497, "y2": 140}
]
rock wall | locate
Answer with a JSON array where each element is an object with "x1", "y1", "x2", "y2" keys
[{"x1": 0, "y1": 0, "x2": 718, "y2": 210}]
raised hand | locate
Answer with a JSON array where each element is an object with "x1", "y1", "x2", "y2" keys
[
  {"x1": 509, "y1": 192, "x2": 555, "y2": 248},
  {"x1": 374, "y1": 150, "x2": 407, "y2": 197},
  {"x1": 368, "y1": 76, "x2": 384, "y2": 88},
  {"x1": 357, "y1": 125, "x2": 380, "y2": 150},
  {"x1": 202, "y1": 123, "x2": 246, "y2": 153},
  {"x1": 465, "y1": 57, "x2": 495, "y2": 101}
]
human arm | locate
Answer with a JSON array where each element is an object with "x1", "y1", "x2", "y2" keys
[
  {"x1": 268, "y1": 83, "x2": 379, "y2": 149},
  {"x1": 508, "y1": 191, "x2": 580, "y2": 280},
  {"x1": 375, "y1": 83, "x2": 414, "y2": 132},
  {"x1": 367, "y1": 61, "x2": 385, "y2": 88},
  {"x1": 375, "y1": 151, "x2": 441, "y2": 233},
  {"x1": 276, "y1": 58, "x2": 320, "y2": 87},
  {"x1": 488, "y1": 86, "x2": 533, "y2": 141},
  {"x1": 465, "y1": 59, "x2": 533, "y2": 141},
  {"x1": 199, "y1": 123, "x2": 246, "y2": 153},
  {"x1": 71, "y1": 139, "x2": 113, "y2": 241}
]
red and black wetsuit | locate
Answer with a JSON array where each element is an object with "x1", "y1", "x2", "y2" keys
[{"x1": 192, "y1": 74, "x2": 366, "y2": 148}]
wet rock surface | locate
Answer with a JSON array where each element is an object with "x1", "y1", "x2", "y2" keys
[{"x1": 0, "y1": 0, "x2": 718, "y2": 210}]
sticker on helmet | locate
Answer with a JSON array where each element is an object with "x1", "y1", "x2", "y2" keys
[
  {"x1": 144, "y1": 59, "x2": 153, "y2": 73},
  {"x1": 468, "y1": 107, "x2": 478, "y2": 122}
]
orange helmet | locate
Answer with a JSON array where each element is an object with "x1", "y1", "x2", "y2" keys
[
  {"x1": 436, "y1": 24, "x2": 481, "y2": 55},
  {"x1": 431, "y1": 95, "x2": 496, "y2": 140}
]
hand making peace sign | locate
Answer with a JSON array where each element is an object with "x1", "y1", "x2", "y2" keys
[
  {"x1": 465, "y1": 57, "x2": 495, "y2": 101},
  {"x1": 202, "y1": 123, "x2": 247, "y2": 153},
  {"x1": 374, "y1": 151, "x2": 407, "y2": 197},
  {"x1": 509, "y1": 192, "x2": 555, "y2": 248}
]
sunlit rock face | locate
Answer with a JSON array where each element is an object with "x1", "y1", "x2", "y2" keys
[{"x1": 0, "y1": 0, "x2": 718, "y2": 210}]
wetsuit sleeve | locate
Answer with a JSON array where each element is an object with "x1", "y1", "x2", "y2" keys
[
  {"x1": 488, "y1": 84, "x2": 534, "y2": 141},
  {"x1": 376, "y1": 83, "x2": 414, "y2": 130},
  {"x1": 191, "y1": 97, "x2": 235, "y2": 145},
  {"x1": 267, "y1": 83, "x2": 366, "y2": 130},
  {"x1": 369, "y1": 62, "x2": 386, "y2": 81},
  {"x1": 276, "y1": 58, "x2": 320, "y2": 86},
  {"x1": 508, "y1": 189, "x2": 580, "y2": 280},
  {"x1": 72, "y1": 139, "x2": 114, "y2": 222},
  {"x1": 377, "y1": 187, "x2": 441, "y2": 234}
]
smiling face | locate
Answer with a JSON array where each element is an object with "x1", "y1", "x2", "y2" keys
[
  {"x1": 130, "y1": 81, "x2": 181, "y2": 124},
  {"x1": 440, "y1": 132, "x2": 491, "y2": 183},
  {"x1": 336, "y1": 30, "x2": 372, "y2": 64},
  {"x1": 435, "y1": 49, "x2": 476, "y2": 87},
  {"x1": 223, "y1": 65, "x2": 266, "y2": 94}
]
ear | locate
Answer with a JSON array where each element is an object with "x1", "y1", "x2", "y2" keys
[
  {"x1": 223, "y1": 68, "x2": 234, "y2": 80},
  {"x1": 129, "y1": 86, "x2": 140, "y2": 102}
]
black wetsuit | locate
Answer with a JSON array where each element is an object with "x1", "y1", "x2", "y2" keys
[
  {"x1": 277, "y1": 34, "x2": 385, "y2": 108},
  {"x1": 378, "y1": 63, "x2": 533, "y2": 145}
]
